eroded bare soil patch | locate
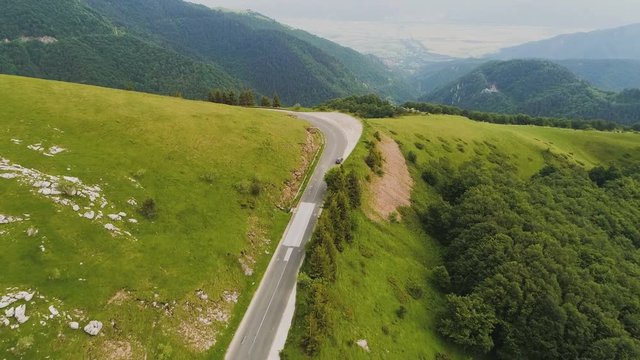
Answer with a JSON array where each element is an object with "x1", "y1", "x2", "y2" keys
[{"x1": 368, "y1": 135, "x2": 413, "y2": 221}]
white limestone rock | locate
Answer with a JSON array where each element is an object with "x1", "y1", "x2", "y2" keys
[
  {"x1": 14, "y1": 304, "x2": 29, "y2": 324},
  {"x1": 69, "y1": 321, "x2": 79, "y2": 330},
  {"x1": 107, "y1": 214, "x2": 122, "y2": 221},
  {"x1": 83, "y1": 320, "x2": 102, "y2": 336},
  {"x1": 356, "y1": 339, "x2": 370, "y2": 353},
  {"x1": 48, "y1": 146, "x2": 66, "y2": 155}
]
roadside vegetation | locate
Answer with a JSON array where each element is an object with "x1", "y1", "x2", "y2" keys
[
  {"x1": 284, "y1": 114, "x2": 640, "y2": 359},
  {"x1": 318, "y1": 94, "x2": 637, "y2": 131},
  {"x1": 208, "y1": 88, "x2": 282, "y2": 108},
  {"x1": 0, "y1": 75, "x2": 312, "y2": 358}
]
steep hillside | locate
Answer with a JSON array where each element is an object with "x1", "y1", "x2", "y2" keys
[
  {"x1": 422, "y1": 60, "x2": 640, "y2": 124},
  {"x1": 283, "y1": 114, "x2": 640, "y2": 359},
  {"x1": 495, "y1": 23, "x2": 640, "y2": 60},
  {"x1": 0, "y1": 75, "x2": 316, "y2": 358},
  {"x1": 224, "y1": 11, "x2": 414, "y2": 100},
  {"x1": 0, "y1": 0, "x2": 237, "y2": 99},
  {"x1": 0, "y1": 0, "x2": 411, "y2": 105}
]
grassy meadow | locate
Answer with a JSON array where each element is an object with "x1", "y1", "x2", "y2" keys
[
  {"x1": 284, "y1": 114, "x2": 640, "y2": 359},
  {"x1": 0, "y1": 75, "x2": 311, "y2": 358}
]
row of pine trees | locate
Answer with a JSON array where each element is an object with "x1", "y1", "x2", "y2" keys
[
  {"x1": 208, "y1": 89, "x2": 282, "y2": 108},
  {"x1": 298, "y1": 167, "x2": 361, "y2": 356}
]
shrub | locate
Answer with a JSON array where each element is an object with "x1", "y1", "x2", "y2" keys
[
  {"x1": 432, "y1": 266, "x2": 451, "y2": 290},
  {"x1": 421, "y1": 170, "x2": 439, "y2": 186},
  {"x1": 374, "y1": 131, "x2": 382, "y2": 141},
  {"x1": 396, "y1": 305, "x2": 407, "y2": 319},
  {"x1": 382, "y1": 325, "x2": 390, "y2": 335},
  {"x1": 346, "y1": 171, "x2": 362, "y2": 208},
  {"x1": 365, "y1": 146, "x2": 384, "y2": 174},
  {"x1": 139, "y1": 198, "x2": 157, "y2": 220},
  {"x1": 406, "y1": 281, "x2": 424, "y2": 300},
  {"x1": 415, "y1": 142, "x2": 425, "y2": 150},
  {"x1": 250, "y1": 177, "x2": 262, "y2": 196},
  {"x1": 435, "y1": 352, "x2": 452, "y2": 360},
  {"x1": 407, "y1": 151, "x2": 417, "y2": 164}
]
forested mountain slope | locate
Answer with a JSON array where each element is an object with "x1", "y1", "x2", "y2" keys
[
  {"x1": 422, "y1": 60, "x2": 640, "y2": 124},
  {"x1": 0, "y1": 0, "x2": 237, "y2": 99},
  {"x1": 0, "y1": 0, "x2": 410, "y2": 105}
]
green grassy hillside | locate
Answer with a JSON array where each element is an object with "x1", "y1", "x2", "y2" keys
[
  {"x1": 0, "y1": 75, "x2": 313, "y2": 358},
  {"x1": 284, "y1": 115, "x2": 640, "y2": 359}
]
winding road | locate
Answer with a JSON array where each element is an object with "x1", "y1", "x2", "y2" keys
[{"x1": 225, "y1": 112, "x2": 362, "y2": 360}]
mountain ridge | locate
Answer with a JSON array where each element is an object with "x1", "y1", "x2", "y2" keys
[
  {"x1": 494, "y1": 23, "x2": 640, "y2": 60},
  {"x1": 421, "y1": 59, "x2": 640, "y2": 124}
]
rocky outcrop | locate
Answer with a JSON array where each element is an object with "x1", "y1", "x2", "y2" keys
[{"x1": 84, "y1": 320, "x2": 103, "y2": 336}]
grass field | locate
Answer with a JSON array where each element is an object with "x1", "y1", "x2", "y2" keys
[
  {"x1": 0, "y1": 75, "x2": 312, "y2": 359},
  {"x1": 284, "y1": 114, "x2": 640, "y2": 359}
]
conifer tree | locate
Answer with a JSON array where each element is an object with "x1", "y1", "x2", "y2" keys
[{"x1": 272, "y1": 93, "x2": 282, "y2": 108}]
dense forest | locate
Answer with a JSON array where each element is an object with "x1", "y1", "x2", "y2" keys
[
  {"x1": 0, "y1": 35, "x2": 237, "y2": 99},
  {"x1": 420, "y1": 148, "x2": 640, "y2": 359},
  {"x1": 422, "y1": 60, "x2": 640, "y2": 125}
]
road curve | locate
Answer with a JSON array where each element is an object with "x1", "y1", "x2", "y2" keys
[{"x1": 225, "y1": 112, "x2": 362, "y2": 360}]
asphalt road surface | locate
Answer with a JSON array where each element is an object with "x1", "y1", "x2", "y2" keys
[{"x1": 225, "y1": 112, "x2": 362, "y2": 360}]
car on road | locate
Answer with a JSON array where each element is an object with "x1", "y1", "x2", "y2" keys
[{"x1": 335, "y1": 157, "x2": 344, "y2": 164}]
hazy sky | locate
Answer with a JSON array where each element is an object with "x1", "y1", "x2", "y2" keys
[{"x1": 191, "y1": 0, "x2": 639, "y2": 57}]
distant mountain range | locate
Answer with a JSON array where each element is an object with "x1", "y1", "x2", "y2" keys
[
  {"x1": 0, "y1": 0, "x2": 411, "y2": 105},
  {"x1": 3, "y1": 1, "x2": 640, "y2": 116},
  {"x1": 494, "y1": 23, "x2": 640, "y2": 60},
  {"x1": 421, "y1": 59, "x2": 640, "y2": 124},
  {"x1": 415, "y1": 58, "x2": 640, "y2": 96}
]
